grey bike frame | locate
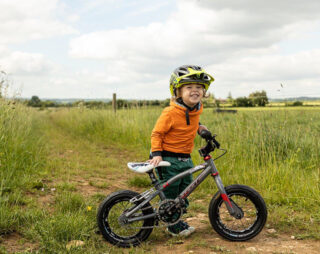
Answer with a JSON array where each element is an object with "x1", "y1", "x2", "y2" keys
[{"x1": 125, "y1": 156, "x2": 240, "y2": 223}]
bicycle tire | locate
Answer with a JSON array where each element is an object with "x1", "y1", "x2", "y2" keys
[
  {"x1": 209, "y1": 184, "x2": 267, "y2": 241},
  {"x1": 97, "y1": 190, "x2": 154, "y2": 247}
]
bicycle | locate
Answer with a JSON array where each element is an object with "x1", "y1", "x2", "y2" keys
[{"x1": 97, "y1": 130, "x2": 268, "y2": 247}]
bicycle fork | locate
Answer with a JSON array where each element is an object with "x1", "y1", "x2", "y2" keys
[{"x1": 206, "y1": 156, "x2": 244, "y2": 219}]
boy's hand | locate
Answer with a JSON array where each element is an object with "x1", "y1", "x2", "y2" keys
[
  {"x1": 198, "y1": 125, "x2": 208, "y2": 134},
  {"x1": 148, "y1": 156, "x2": 162, "y2": 167}
]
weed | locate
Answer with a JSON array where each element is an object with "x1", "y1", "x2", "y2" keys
[
  {"x1": 55, "y1": 192, "x2": 86, "y2": 213},
  {"x1": 56, "y1": 182, "x2": 77, "y2": 192},
  {"x1": 89, "y1": 181, "x2": 109, "y2": 189},
  {"x1": 128, "y1": 176, "x2": 151, "y2": 188}
]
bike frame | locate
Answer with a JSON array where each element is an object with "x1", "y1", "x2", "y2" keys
[{"x1": 124, "y1": 156, "x2": 241, "y2": 224}]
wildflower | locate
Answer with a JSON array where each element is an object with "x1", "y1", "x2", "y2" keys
[{"x1": 87, "y1": 206, "x2": 92, "y2": 211}]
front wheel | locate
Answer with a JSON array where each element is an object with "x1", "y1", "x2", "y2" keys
[
  {"x1": 97, "y1": 190, "x2": 155, "y2": 247},
  {"x1": 209, "y1": 184, "x2": 267, "y2": 241}
]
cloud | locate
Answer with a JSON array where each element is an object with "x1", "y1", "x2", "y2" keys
[
  {"x1": 207, "y1": 49, "x2": 320, "y2": 98},
  {"x1": 67, "y1": 0, "x2": 320, "y2": 98},
  {"x1": 0, "y1": 0, "x2": 76, "y2": 44},
  {"x1": 0, "y1": 51, "x2": 54, "y2": 75},
  {"x1": 69, "y1": 0, "x2": 320, "y2": 63}
]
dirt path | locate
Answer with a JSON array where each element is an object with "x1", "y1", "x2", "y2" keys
[{"x1": 3, "y1": 116, "x2": 319, "y2": 253}]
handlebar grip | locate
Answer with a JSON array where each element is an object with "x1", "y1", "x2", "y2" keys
[{"x1": 199, "y1": 130, "x2": 212, "y2": 140}]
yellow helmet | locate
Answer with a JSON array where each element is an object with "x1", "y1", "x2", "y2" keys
[{"x1": 169, "y1": 65, "x2": 214, "y2": 96}]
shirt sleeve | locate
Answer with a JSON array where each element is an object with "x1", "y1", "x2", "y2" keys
[{"x1": 151, "y1": 110, "x2": 173, "y2": 156}]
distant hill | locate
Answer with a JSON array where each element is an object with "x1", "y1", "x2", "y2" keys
[
  {"x1": 40, "y1": 98, "x2": 112, "y2": 104},
  {"x1": 269, "y1": 97, "x2": 320, "y2": 102}
]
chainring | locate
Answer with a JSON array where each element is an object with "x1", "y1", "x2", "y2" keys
[{"x1": 157, "y1": 199, "x2": 183, "y2": 224}]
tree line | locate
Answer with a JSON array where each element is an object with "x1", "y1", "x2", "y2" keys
[
  {"x1": 22, "y1": 90, "x2": 304, "y2": 109},
  {"x1": 25, "y1": 96, "x2": 171, "y2": 109}
]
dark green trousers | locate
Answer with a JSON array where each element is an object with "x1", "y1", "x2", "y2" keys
[{"x1": 156, "y1": 156, "x2": 193, "y2": 207}]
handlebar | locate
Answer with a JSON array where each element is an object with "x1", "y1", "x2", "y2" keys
[
  {"x1": 199, "y1": 130, "x2": 220, "y2": 148},
  {"x1": 198, "y1": 130, "x2": 226, "y2": 159}
]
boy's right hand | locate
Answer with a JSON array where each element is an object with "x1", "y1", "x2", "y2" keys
[{"x1": 148, "y1": 156, "x2": 162, "y2": 167}]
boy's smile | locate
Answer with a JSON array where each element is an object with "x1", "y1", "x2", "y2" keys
[{"x1": 180, "y1": 83, "x2": 204, "y2": 108}]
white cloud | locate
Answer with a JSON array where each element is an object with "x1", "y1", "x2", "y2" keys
[
  {"x1": 67, "y1": 0, "x2": 320, "y2": 98},
  {"x1": 0, "y1": 0, "x2": 76, "y2": 44},
  {"x1": 207, "y1": 49, "x2": 320, "y2": 98},
  {"x1": 0, "y1": 51, "x2": 54, "y2": 75}
]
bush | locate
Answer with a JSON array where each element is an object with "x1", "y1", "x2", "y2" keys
[
  {"x1": 249, "y1": 90, "x2": 269, "y2": 106},
  {"x1": 232, "y1": 97, "x2": 254, "y2": 107},
  {"x1": 285, "y1": 101, "x2": 303, "y2": 107},
  {"x1": 292, "y1": 101, "x2": 303, "y2": 106}
]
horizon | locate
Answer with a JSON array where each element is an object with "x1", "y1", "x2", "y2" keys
[{"x1": 16, "y1": 95, "x2": 320, "y2": 102}]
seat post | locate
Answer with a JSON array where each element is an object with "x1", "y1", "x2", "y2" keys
[
  {"x1": 147, "y1": 171, "x2": 158, "y2": 186},
  {"x1": 148, "y1": 170, "x2": 166, "y2": 201}
]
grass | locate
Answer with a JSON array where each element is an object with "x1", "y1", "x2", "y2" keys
[
  {"x1": 0, "y1": 101, "x2": 320, "y2": 253},
  {"x1": 0, "y1": 99, "x2": 48, "y2": 237},
  {"x1": 48, "y1": 106, "x2": 320, "y2": 236},
  {"x1": 128, "y1": 176, "x2": 152, "y2": 188}
]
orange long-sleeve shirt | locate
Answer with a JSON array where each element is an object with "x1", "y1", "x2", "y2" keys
[{"x1": 151, "y1": 101, "x2": 203, "y2": 155}]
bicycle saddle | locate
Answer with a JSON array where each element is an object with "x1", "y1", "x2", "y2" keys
[{"x1": 127, "y1": 161, "x2": 171, "y2": 174}]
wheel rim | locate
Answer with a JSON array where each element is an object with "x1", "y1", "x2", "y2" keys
[
  {"x1": 103, "y1": 198, "x2": 145, "y2": 240},
  {"x1": 216, "y1": 193, "x2": 259, "y2": 234}
]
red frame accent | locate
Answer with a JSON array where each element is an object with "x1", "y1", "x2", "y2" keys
[
  {"x1": 221, "y1": 193, "x2": 233, "y2": 207},
  {"x1": 204, "y1": 155, "x2": 211, "y2": 161},
  {"x1": 162, "y1": 182, "x2": 169, "y2": 189},
  {"x1": 211, "y1": 172, "x2": 219, "y2": 176}
]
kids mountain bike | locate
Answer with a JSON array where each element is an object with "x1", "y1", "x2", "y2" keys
[{"x1": 97, "y1": 130, "x2": 267, "y2": 247}]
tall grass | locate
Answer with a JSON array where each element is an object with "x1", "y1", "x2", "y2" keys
[
  {"x1": 50, "y1": 107, "x2": 320, "y2": 212},
  {"x1": 50, "y1": 107, "x2": 160, "y2": 153},
  {"x1": 0, "y1": 99, "x2": 47, "y2": 234}
]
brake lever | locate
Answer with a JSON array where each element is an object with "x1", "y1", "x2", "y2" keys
[{"x1": 212, "y1": 137, "x2": 220, "y2": 148}]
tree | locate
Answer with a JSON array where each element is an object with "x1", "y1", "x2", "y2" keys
[
  {"x1": 249, "y1": 90, "x2": 268, "y2": 106},
  {"x1": 28, "y1": 96, "x2": 42, "y2": 107},
  {"x1": 227, "y1": 91, "x2": 233, "y2": 104},
  {"x1": 233, "y1": 97, "x2": 254, "y2": 107},
  {"x1": 202, "y1": 92, "x2": 215, "y2": 107}
]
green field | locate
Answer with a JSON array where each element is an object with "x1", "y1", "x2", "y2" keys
[{"x1": 0, "y1": 100, "x2": 319, "y2": 253}]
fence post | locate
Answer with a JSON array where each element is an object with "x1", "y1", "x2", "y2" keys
[{"x1": 112, "y1": 93, "x2": 117, "y2": 113}]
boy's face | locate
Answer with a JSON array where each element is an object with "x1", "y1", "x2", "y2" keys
[{"x1": 179, "y1": 83, "x2": 204, "y2": 107}]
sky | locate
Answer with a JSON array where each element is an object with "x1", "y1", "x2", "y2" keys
[{"x1": 1, "y1": 0, "x2": 320, "y2": 100}]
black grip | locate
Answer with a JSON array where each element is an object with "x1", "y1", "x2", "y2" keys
[{"x1": 199, "y1": 130, "x2": 212, "y2": 140}]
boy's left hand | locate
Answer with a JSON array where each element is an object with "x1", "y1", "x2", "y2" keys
[
  {"x1": 198, "y1": 125, "x2": 208, "y2": 134},
  {"x1": 148, "y1": 156, "x2": 162, "y2": 167}
]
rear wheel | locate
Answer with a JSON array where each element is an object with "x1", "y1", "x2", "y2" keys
[
  {"x1": 97, "y1": 190, "x2": 154, "y2": 247},
  {"x1": 209, "y1": 184, "x2": 267, "y2": 241}
]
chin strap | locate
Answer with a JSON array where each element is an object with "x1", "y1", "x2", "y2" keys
[
  {"x1": 186, "y1": 108, "x2": 190, "y2": 125},
  {"x1": 176, "y1": 98, "x2": 200, "y2": 125}
]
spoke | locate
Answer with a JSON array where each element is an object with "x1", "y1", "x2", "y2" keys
[
  {"x1": 108, "y1": 200, "x2": 144, "y2": 238},
  {"x1": 218, "y1": 194, "x2": 258, "y2": 232},
  {"x1": 120, "y1": 201, "x2": 129, "y2": 210}
]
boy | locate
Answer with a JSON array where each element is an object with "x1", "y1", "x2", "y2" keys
[{"x1": 149, "y1": 65, "x2": 214, "y2": 236}]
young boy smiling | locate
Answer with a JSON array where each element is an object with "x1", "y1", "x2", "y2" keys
[{"x1": 149, "y1": 65, "x2": 214, "y2": 236}]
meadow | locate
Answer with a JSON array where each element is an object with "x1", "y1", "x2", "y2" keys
[{"x1": 0, "y1": 100, "x2": 319, "y2": 253}]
